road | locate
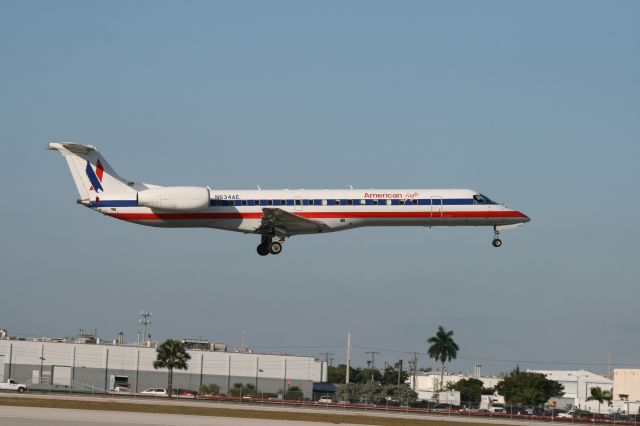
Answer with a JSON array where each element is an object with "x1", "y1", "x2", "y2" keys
[
  {"x1": 0, "y1": 393, "x2": 557, "y2": 426},
  {"x1": 0, "y1": 405, "x2": 368, "y2": 426}
]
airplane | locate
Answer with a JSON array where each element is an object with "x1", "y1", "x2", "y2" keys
[{"x1": 49, "y1": 142, "x2": 530, "y2": 256}]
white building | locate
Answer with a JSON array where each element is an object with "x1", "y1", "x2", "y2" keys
[
  {"x1": 529, "y1": 369, "x2": 612, "y2": 410},
  {"x1": 408, "y1": 371, "x2": 501, "y2": 403},
  {"x1": 0, "y1": 339, "x2": 326, "y2": 398}
]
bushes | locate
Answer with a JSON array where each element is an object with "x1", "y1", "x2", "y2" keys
[
  {"x1": 335, "y1": 383, "x2": 417, "y2": 405},
  {"x1": 198, "y1": 383, "x2": 221, "y2": 395}
]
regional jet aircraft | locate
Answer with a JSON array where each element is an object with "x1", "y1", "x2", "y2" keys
[{"x1": 49, "y1": 143, "x2": 530, "y2": 255}]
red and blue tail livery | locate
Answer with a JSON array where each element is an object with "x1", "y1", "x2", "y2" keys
[
  {"x1": 86, "y1": 160, "x2": 104, "y2": 193},
  {"x1": 49, "y1": 142, "x2": 530, "y2": 256}
]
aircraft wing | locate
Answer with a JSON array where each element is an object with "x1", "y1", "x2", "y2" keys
[{"x1": 257, "y1": 208, "x2": 328, "y2": 236}]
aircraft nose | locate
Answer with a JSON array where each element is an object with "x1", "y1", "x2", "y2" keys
[{"x1": 518, "y1": 212, "x2": 531, "y2": 223}]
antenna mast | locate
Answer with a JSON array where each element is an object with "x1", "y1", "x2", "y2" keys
[{"x1": 139, "y1": 311, "x2": 152, "y2": 344}]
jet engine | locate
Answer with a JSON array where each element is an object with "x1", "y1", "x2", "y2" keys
[{"x1": 137, "y1": 186, "x2": 210, "y2": 211}]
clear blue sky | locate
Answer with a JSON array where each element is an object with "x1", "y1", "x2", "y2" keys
[{"x1": 1, "y1": 1, "x2": 639, "y2": 375}]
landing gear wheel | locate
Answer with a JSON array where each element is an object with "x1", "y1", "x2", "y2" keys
[
  {"x1": 492, "y1": 238, "x2": 502, "y2": 248},
  {"x1": 257, "y1": 244, "x2": 269, "y2": 256},
  {"x1": 269, "y1": 241, "x2": 283, "y2": 255}
]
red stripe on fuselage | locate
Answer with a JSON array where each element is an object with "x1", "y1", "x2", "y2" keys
[{"x1": 105, "y1": 210, "x2": 527, "y2": 221}]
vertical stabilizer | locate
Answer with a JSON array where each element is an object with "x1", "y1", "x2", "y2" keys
[{"x1": 48, "y1": 142, "x2": 135, "y2": 200}]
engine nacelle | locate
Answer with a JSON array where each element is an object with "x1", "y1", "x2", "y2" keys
[{"x1": 137, "y1": 186, "x2": 210, "y2": 211}]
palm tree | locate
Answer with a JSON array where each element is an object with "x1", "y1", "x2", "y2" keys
[
  {"x1": 587, "y1": 387, "x2": 613, "y2": 414},
  {"x1": 153, "y1": 339, "x2": 191, "y2": 398},
  {"x1": 427, "y1": 326, "x2": 459, "y2": 391}
]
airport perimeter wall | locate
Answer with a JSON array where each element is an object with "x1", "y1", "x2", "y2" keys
[{"x1": 0, "y1": 340, "x2": 326, "y2": 398}]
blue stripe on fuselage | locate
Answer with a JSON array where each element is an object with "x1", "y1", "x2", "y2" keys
[
  {"x1": 90, "y1": 200, "x2": 138, "y2": 207},
  {"x1": 89, "y1": 198, "x2": 477, "y2": 208}
]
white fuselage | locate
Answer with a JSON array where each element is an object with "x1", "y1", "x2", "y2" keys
[{"x1": 89, "y1": 188, "x2": 529, "y2": 235}]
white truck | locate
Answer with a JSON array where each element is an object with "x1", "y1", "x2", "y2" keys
[
  {"x1": 480, "y1": 394, "x2": 505, "y2": 411},
  {"x1": 0, "y1": 379, "x2": 27, "y2": 393}
]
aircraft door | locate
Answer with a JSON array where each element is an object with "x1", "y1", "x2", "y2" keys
[{"x1": 430, "y1": 196, "x2": 443, "y2": 219}]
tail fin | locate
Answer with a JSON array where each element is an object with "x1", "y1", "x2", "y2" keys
[{"x1": 48, "y1": 142, "x2": 135, "y2": 199}]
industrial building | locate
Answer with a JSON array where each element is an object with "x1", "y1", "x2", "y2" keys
[
  {"x1": 408, "y1": 370, "x2": 501, "y2": 404},
  {"x1": 0, "y1": 338, "x2": 327, "y2": 398},
  {"x1": 614, "y1": 369, "x2": 640, "y2": 402}
]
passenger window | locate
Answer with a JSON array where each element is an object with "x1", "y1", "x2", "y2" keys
[
  {"x1": 295, "y1": 199, "x2": 301, "y2": 205},
  {"x1": 280, "y1": 200, "x2": 286, "y2": 205},
  {"x1": 322, "y1": 200, "x2": 328, "y2": 206},
  {"x1": 386, "y1": 199, "x2": 392, "y2": 205},
  {"x1": 399, "y1": 200, "x2": 405, "y2": 205},
  {"x1": 335, "y1": 200, "x2": 340, "y2": 205},
  {"x1": 241, "y1": 200, "x2": 247, "y2": 206},
  {"x1": 348, "y1": 200, "x2": 353, "y2": 205},
  {"x1": 360, "y1": 200, "x2": 366, "y2": 205},
  {"x1": 268, "y1": 200, "x2": 273, "y2": 206},
  {"x1": 372, "y1": 200, "x2": 378, "y2": 205},
  {"x1": 413, "y1": 199, "x2": 418, "y2": 205}
]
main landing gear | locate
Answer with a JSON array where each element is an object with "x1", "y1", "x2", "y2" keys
[
  {"x1": 492, "y1": 226, "x2": 502, "y2": 248},
  {"x1": 257, "y1": 235, "x2": 284, "y2": 256}
]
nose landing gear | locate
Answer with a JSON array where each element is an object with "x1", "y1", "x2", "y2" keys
[{"x1": 492, "y1": 226, "x2": 502, "y2": 248}]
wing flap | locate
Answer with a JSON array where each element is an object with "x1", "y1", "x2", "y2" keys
[{"x1": 258, "y1": 208, "x2": 327, "y2": 236}]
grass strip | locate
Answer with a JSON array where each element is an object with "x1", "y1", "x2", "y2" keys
[{"x1": 0, "y1": 396, "x2": 506, "y2": 426}]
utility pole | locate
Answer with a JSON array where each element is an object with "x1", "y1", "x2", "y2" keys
[
  {"x1": 139, "y1": 311, "x2": 152, "y2": 344},
  {"x1": 397, "y1": 359, "x2": 403, "y2": 387},
  {"x1": 346, "y1": 333, "x2": 351, "y2": 384},
  {"x1": 366, "y1": 351, "x2": 380, "y2": 382},
  {"x1": 410, "y1": 352, "x2": 418, "y2": 391}
]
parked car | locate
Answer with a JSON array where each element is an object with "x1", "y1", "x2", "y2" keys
[
  {"x1": 0, "y1": 379, "x2": 27, "y2": 393},
  {"x1": 543, "y1": 408, "x2": 567, "y2": 417},
  {"x1": 173, "y1": 389, "x2": 196, "y2": 398},
  {"x1": 317, "y1": 395, "x2": 333, "y2": 404},
  {"x1": 557, "y1": 410, "x2": 574, "y2": 418},
  {"x1": 504, "y1": 406, "x2": 528, "y2": 415},
  {"x1": 527, "y1": 407, "x2": 546, "y2": 416},
  {"x1": 606, "y1": 413, "x2": 630, "y2": 421},
  {"x1": 432, "y1": 403, "x2": 456, "y2": 410},
  {"x1": 112, "y1": 386, "x2": 131, "y2": 393},
  {"x1": 140, "y1": 387, "x2": 168, "y2": 396}
]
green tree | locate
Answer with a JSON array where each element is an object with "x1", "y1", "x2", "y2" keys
[
  {"x1": 353, "y1": 367, "x2": 383, "y2": 384},
  {"x1": 335, "y1": 382, "x2": 359, "y2": 403},
  {"x1": 382, "y1": 363, "x2": 409, "y2": 386},
  {"x1": 447, "y1": 378, "x2": 493, "y2": 404},
  {"x1": 427, "y1": 326, "x2": 459, "y2": 391},
  {"x1": 153, "y1": 339, "x2": 191, "y2": 398},
  {"x1": 328, "y1": 364, "x2": 357, "y2": 384},
  {"x1": 385, "y1": 384, "x2": 418, "y2": 404},
  {"x1": 587, "y1": 387, "x2": 613, "y2": 414},
  {"x1": 495, "y1": 369, "x2": 564, "y2": 406}
]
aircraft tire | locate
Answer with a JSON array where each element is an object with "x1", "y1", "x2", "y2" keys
[
  {"x1": 492, "y1": 238, "x2": 502, "y2": 248},
  {"x1": 257, "y1": 244, "x2": 269, "y2": 256},
  {"x1": 269, "y1": 242, "x2": 283, "y2": 255}
]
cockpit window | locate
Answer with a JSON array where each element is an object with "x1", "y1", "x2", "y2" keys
[{"x1": 473, "y1": 194, "x2": 496, "y2": 205}]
